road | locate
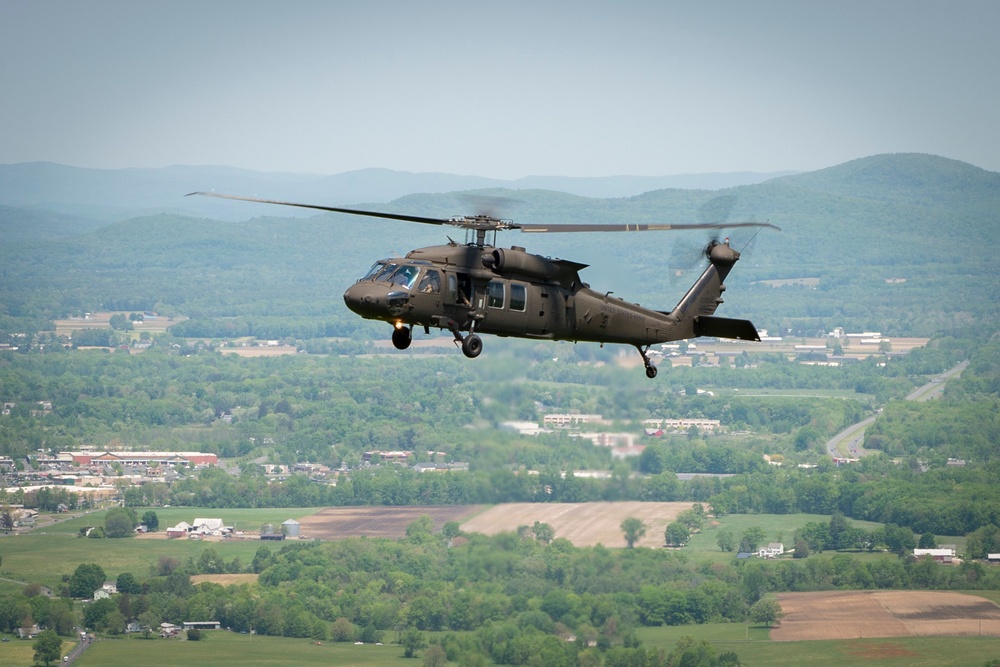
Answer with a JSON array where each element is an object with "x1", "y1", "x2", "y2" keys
[{"x1": 824, "y1": 360, "x2": 968, "y2": 459}]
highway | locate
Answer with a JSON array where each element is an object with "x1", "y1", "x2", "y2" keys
[{"x1": 824, "y1": 360, "x2": 968, "y2": 460}]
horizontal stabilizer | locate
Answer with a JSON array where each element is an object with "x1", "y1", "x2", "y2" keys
[{"x1": 694, "y1": 316, "x2": 760, "y2": 342}]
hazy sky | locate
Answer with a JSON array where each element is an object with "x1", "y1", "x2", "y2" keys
[{"x1": 2, "y1": 1, "x2": 997, "y2": 178}]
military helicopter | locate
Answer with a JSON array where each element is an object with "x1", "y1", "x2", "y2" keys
[{"x1": 188, "y1": 191, "x2": 779, "y2": 378}]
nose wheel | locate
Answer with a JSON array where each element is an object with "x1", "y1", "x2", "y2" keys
[
  {"x1": 391, "y1": 325, "x2": 412, "y2": 350},
  {"x1": 637, "y1": 345, "x2": 658, "y2": 378}
]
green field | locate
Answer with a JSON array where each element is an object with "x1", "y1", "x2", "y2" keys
[
  {"x1": 636, "y1": 625, "x2": 1000, "y2": 666},
  {"x1": 0, "y1": 508, "x2": 320, "y2": 590},
  {"x1": 0, "y1": 632, "x2": 415, "y2": 667},
  {"x1": 683, "y1": 512, "x2": 965, "y2": 561}
]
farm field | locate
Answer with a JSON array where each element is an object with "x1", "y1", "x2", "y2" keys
[
  {"x1": 52, "y1": 311, "x2": 184, "y2": 338},
  {"x1": 772, "y1": 590, "x2": 1000, "y2": 641},
  {"x1": 65, "y1": 631, "x2": 415, "y2": 667},
  {"x1": 637, "y1": 623, "x2": 1000, "y2": 665},
  {"x1": 0, "y1": 508, "x2": 320, "y2": 589},
  {"x1": 297, "y1": 505, "x2": 481, "y2": 540},
  {"x1": 458, "y1": 502, "x2": 695, "y2": 548}
]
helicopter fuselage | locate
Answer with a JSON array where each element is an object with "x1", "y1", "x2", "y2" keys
[
  {"x1": 186, "y1": 190, "x2": 772, "y2": 378},
  {"x1": 343, "y1": 239, "x2": 760, "y2": 376}
]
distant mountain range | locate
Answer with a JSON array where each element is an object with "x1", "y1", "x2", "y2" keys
[{"x1": 0, "y1": 162, "x2": 796, "y2": 222}]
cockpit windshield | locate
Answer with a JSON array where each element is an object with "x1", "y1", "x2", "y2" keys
[
  {"x1": 359, "y1": 261, "x2": 424, "y2": 291},
  {"x1": 388, "y1": 265, "x2": 420, "y2": 290},
  {"x1": 374, "y1": 263, "x2": 399, "y2": 282}
]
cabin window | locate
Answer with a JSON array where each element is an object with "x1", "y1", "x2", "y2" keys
[
  {"x1": 487, "y1": 281, "x2": 505, "y2": 309},
  {"x1": 510, "y1": 284, "x2": 527, "y2": 312}
]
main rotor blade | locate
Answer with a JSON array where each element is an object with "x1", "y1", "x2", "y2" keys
[
  {"x1": 518, "y1": 221, "x2": 781, "y2": 233},
  {"x1": 186, "y1": 191, "x2": 452, "y2": 226}
]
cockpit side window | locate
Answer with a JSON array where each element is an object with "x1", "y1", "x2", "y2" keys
[
  {"x1": 417, "y1": 269, "x2": 441, "y2": 294},
  {"x1": 361, "y1": 261, "x2": 388, "y2": 281}
]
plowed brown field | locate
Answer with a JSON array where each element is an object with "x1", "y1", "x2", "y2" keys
[
  {"x1": 295, "y1": 502, "x2": 693, "y2": 547},
  {"x1": 772, "y1": 590, "x2": 1000, "y2": 641},
  {"x1": 297, "y1": 505, "x2": 481, "y2": 540}
]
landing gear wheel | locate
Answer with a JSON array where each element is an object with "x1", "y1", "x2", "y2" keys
[
  {"x1": 461, "y1": 333, "x2": 483, "y2": 358},
  {"x1": 391, "y1": 326, "x2": 412, "y2": 350},
  {"x1": 636, "y1": 344, "x2": 658, "y2": 379}
]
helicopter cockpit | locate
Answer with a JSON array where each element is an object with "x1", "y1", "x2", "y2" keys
[{"x1": 359, "y1": 260, "x2": 440, "y2": 294}]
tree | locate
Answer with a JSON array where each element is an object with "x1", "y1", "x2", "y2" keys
[
  {"x1": 330, "y1": 617, "x2": 356, "y2": 642},
  {"x1": 140, "y1": 510, "x2": 160, "y2": 532},
  {"x1": 104, "y1": 507, "x2": 137, "y2": 538},
  {"x1": 402, "y1": 628, "x2": 427, "y2": 658},
  {"x1": 739, "y1": 526, "x2": 766, "y2": 553},
  {"x1": 620, "y1": 517, "x2": 646, "y2": 548},
  {"x1": 422, "y1": 644, "x2": 447, "y2": 667},
  {"x1": 918, "y1": 532, "x2": 937, "y2": 549},
  {"x1": 749, "y1": 597, "x2": 783, "y2": 628},
  {"x1": 69, "y1": 563, "x2": 106, "y2": 598},
  {"x1": 664, "y1": 522, "x2": 690, "y2": 547},
  {"x1": 116, "y1": 572, "x2": 142, "y2": 595},
  {"x1": 0, "y1": 506, "x2": 14, "y2": 533},
  {"x1": 717, "y1": 528, "x2": 736, "y2": 552},
  {"x1": 531, "y1": 521, "x2": 555, "y2": 544},
  {"x1": 441, "y1": 521, "x2": 462, "y2": 541},
  {"x1": 33, "y1": 629, "x2": 63, "y2": 666}
]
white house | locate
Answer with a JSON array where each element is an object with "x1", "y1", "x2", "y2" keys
[{"x1": 758, "y1": 543, "x2": 784, "y2": 558}]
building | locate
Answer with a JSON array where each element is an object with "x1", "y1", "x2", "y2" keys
[
  {"x1": 282, "y1": 518, "x2": 301, "y2": 538},
  {"x1": 183, "y1": 621, "x2": 221, "y2": 631},
  {"x1": 64, "y1": 450, "x2": 218, "y2": 467},
  {"x1": 642, "y1": 418, "x2": 721, "y2": 432},
  {"x1": 914, "y1": 547, "x2": 956, "y2": 563},
  {"x1": 758, "y1": 543, "x2": 785, "y2": 558},
  {"x1": 166, "y1": 521, "x2": 191, "y2": 538},
  {"x1": 543, "y1": 414, "x2": 610, "y2": 428}
]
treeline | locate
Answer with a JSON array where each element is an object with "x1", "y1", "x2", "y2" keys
[{"x1": 125, "y1": 455, "x2": 1000, "y2": 537}]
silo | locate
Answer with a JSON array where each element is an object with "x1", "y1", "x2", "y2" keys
[{"x1": 282, "y1": 518, "x2": 301, "y2": 538}]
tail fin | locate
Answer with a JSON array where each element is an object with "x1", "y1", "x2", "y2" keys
[
  {"x1": 672, "y1": 239, "x2": 740, "y2": 318},
  {"x1": 666, "y1": 239, "x2": 760, "y2": 342}
]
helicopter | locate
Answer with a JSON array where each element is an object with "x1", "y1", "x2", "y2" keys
[{"x1": 188, "y1": 191, "x2": 779, "y2": 378}]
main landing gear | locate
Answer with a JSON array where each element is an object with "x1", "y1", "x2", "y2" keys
[
  {"x1": 636, "y1": 345, "x2": 658, "y2": 379},
  {"x1": 449, "y1": 330, "x2": 482, "y2": 358}
]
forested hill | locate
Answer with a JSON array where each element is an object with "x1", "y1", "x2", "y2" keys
[
  {"x1": 0, "y1": 153, "x2": 997, "y2": 338},
  {"x1": 0, "y1": 161, "x2": 792, "y2": 221}
]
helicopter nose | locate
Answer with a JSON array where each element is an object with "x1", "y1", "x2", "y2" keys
[{"x1": 343, "y1": 283, "x2": 410, "y2": 318}]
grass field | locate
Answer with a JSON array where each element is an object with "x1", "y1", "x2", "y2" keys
[
  {"x1": 1, "y1": 632, "x2": 417, "y2": 667},
  {"x1": 0, "y1": 508, "x2": 320, "y2": 589},
  {"x1": 636, "y1": 625, "x2": 1000, "y2": 666}
]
